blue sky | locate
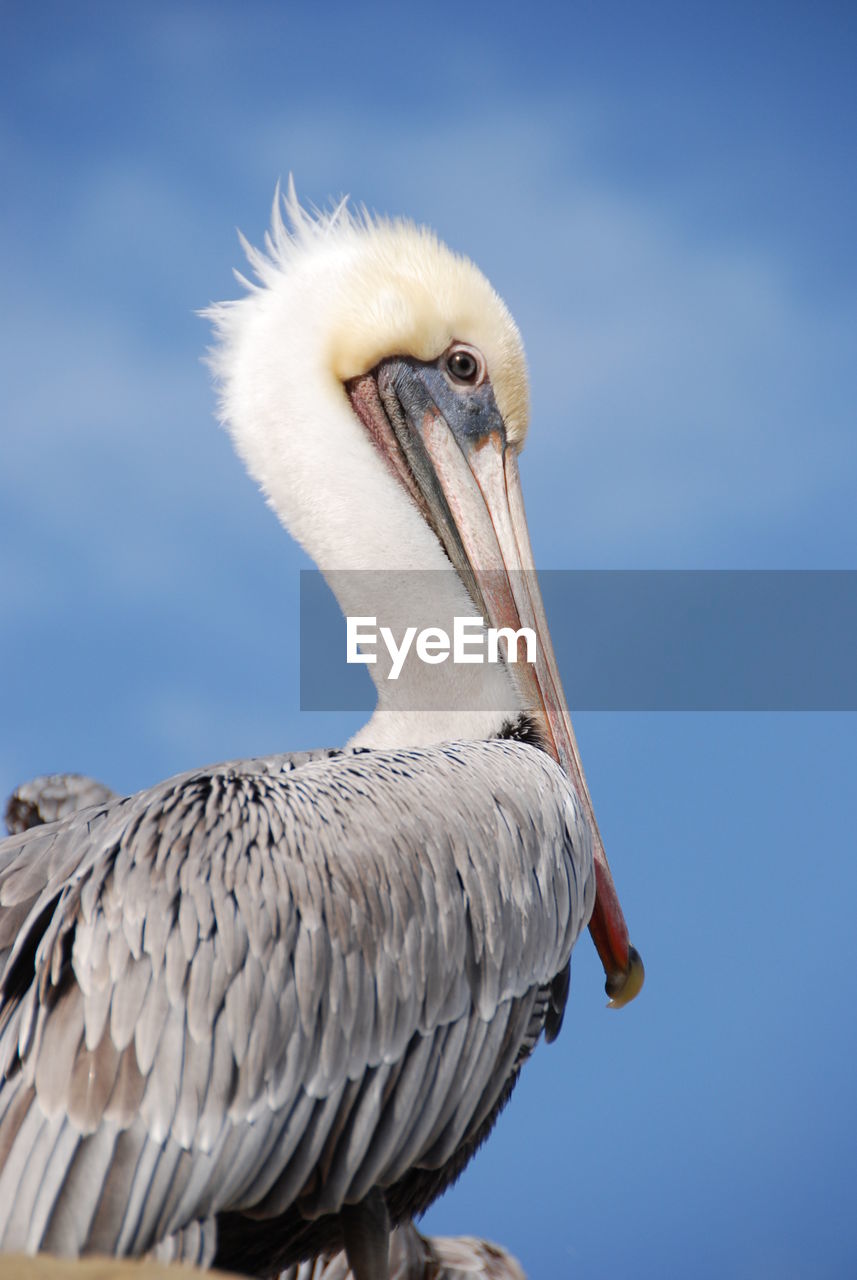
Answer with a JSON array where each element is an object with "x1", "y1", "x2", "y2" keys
[{"x1": 2, "y1": 3, "x2": 856, "y2": 1276}]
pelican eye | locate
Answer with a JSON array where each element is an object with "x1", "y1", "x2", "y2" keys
[{"x1": 444, "y1": 345, "x2": 484, "y2": 387}]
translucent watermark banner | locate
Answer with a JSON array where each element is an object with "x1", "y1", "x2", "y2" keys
[{"x1": 299, "y1": 570, "x2": 857, "y2": 712}]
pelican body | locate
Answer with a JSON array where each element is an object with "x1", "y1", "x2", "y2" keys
[{"x1": 0, "y1": 188, "x2": 642, "y2": 1278}]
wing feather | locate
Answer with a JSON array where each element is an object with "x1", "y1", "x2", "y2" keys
[
  {"x1": 380, "y1": 1018, "x2": 468, "y2": 1180},
  {"x1": 43, "y1": 1119, "x2": 119, "y2": 1254},
  {"x1": 111, "y1": 1130, "x2": 163, "y2": 1255},
  {"x1": 2, "y1": 1109, "x2": 65, "y2": 1250},
  {"x1": 0, "y1": 740, "x2": 593, "y2": 1258},
  {"x1": 109, "y1": 957, "x2": 150, "y2": 1052},
  {"x1": 133, "y1": 971, "x2": 170, "y2": 1076},
  {"x1": 32, "y1": 987, "x2": 86, "y2": 1116},
  {"x1": 25, "y1": 1116, "x2": 80, "y2": 1253},
  {"x1": 67, "y1": 1031, "x2": 122, "y2": 1133},
  {"x1": 336, "y1": 1033, "x2": 436, "y2": 1209},
  {"x1": 103, "y1": 1043, "x2": 146, "y2": 1127},
  {"x1": 127, "y1": 1137, "x2": 184, "y2": 1253}
]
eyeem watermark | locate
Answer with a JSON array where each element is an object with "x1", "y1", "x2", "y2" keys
[
  {"x1": 301, "y1": 570, "x2": 857, "y2": 711},
  {"x1": 346, "y1": 616, "x2": 537, "y2": 680}
]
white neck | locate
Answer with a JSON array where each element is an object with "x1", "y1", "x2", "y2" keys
[
  {"x1": 330, "y1": 568, "x2": 520, "y2": 751},
  {"x1": 218, "y1": 322, "x2": 520, "y2": 748}
]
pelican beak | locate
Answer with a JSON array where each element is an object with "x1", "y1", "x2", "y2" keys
[
  {"x1": 445, "y1": 435, "x2": 644, "y2": 1009},
  {"x1": 348, "y1": 357, "x2": 643, "y2": 1007}
]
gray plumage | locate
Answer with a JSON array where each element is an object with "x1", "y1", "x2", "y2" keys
[
  {"x1": 281, "y1": 1220, "x2": 526, "y2": 1280},
  {"x1": 5, "y1": 776, "x2": 118, "y2": 836},
  {"x1": 0, "y1": 742, "x2": 592, "y2": 1273}
]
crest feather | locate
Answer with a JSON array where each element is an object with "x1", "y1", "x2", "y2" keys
[{"x1": 204, "y1": 181, "x2": 529, "y2": 446}]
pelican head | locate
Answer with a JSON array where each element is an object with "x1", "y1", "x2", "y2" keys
[{"x1": 205, "y1": 180, "x2": 643, "y2": 1008}]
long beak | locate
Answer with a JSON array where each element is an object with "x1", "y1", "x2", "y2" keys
[{"x1": 348, "y1": 362, "x2": 643, "y2": 1007}]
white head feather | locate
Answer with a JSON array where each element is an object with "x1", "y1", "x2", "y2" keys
[{"x1": 205, "y1": 183, "x2": 529, "y2": 745}]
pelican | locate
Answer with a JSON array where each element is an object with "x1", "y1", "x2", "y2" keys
[{"x1": 0, "y1": 186, "x2": 643, "y2": 1280}]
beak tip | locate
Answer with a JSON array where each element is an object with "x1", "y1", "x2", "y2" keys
[{"x1": 605, "y1": 943, "x2": 645, "y2": 1009}]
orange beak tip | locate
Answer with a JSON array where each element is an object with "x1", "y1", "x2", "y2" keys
[{"x1": 605, "y1": 943, "x2": 645, "y2": 1009}]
